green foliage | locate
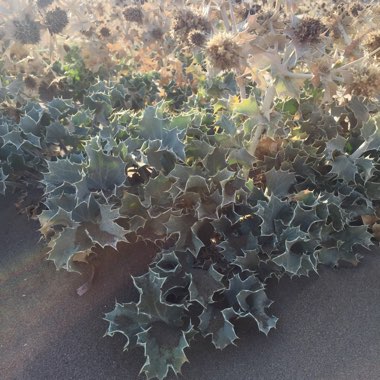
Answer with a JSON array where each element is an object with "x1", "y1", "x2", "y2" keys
[
  {"x1": 12, "y1": 75, "x2": 374, "y2": 378},
  {"x1": 1, "y1": 70, "x2": 379, "y2": 377},
  {"x1": 1, "y1": 1, "x2": 380, "y2": 376}
]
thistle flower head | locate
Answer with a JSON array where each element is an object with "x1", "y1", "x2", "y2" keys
[
  {"x1": 363, "y1": 31, "x2": 380, "y2": 58},
  {"x1": 13, "y1": 17, "x2": 41, "y2": 45},
  {"x1": 347, "y1": 64, "x2": 380, "y2": 98},
  {"x1": 312, "y1": 56, "x2": 332, "y2": 74},
  {"x1": 292, "y1": 17, "x2": 327, "y2": 44},
  {"x1": 45, "y1": 7, "x2": 68, "y2": 35},
  {"x1": 123, "y1": 6, "x2": 143, "y2": 23},
  {"x1": 99, "y1": 26, "x2": 111, "y2": 38},
  {"x1": 205, "y1": 33, "x2": 241, "y2": 71},
  {"x1": 188, "y1": 30, "x2": 207, "y2": 47},
  {"x1": 172, "y1": 9, "x2": 211, "y2": 40}
]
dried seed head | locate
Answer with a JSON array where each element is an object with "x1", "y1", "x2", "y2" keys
[
  {"x1": 206, "y1": 34, "x2": 241, "y2": 71},
  {"x1": 99, "y1": 26, "x2": 111, "y2": 38},
  {"x1": 172, "y1": 9, "x2": 211, "y2": 39},
  {"x1": 24, "y1": 75, "x2": 37, "y2": 90},
  {"x1": 293, "y1": 17, "x2": 327, "y2": 44},
  {"x1": 37, "y1": 0, "x2": 54, "y2": 8},
  {"x1": 188, "y1": 29, "x2": 207, "y2": 47},
  {"x1": 363, "y1": 31, "x2": 380, "y2": 57},
  {"x1": 13, "y1": 17, "x2": 41, "y2": 45},
  {"x1": 348, "y1": 64, "x2": 380, "y2": 98},
  {"x1": 313, "y1": 56, "x2": 332, "y2": 74},
  {"x1": 45, "y1": 7, "x2": 68, "y2": 34},
  {"x1": 123, "y1": 6, "x2": 143, "y2": 23}
]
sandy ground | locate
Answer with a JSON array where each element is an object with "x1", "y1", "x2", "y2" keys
[{"x1": 1, "y1": 192, "x2": 380, "y2": 380}]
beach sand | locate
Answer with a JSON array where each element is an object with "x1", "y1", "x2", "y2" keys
[{"x1": 1, "y1": 193, "x2": 380, "y2": 380}]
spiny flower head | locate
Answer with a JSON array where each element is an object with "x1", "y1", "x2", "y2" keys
[
  {"x1": 172, "y1": 9, "x2": 211, "y2": 39},
  {"x1": 123, "y1": 6, "x2": 143, "y2": 23},
  {"x1": 363, "y1": 31, "x2": 380, "y2": 57},
  {"x1": 292, "y1": 17, "x2": 327, "y2": 44},
  {"x1": 205, "y1": 33, "x2": 241, "y2": 71},
  {"x1": 13, "y1": 17, "x2": 41, "y2": 45},
  {"x1": 99, "y1": 26, "x2": 111, "y2": 38},
  {"x1": 45, "y1": 7, "x2": 69, "y2": 34},
  {"x1": 188, "y1": 29, "x2": 207, "y2": 47},
  {"x1": 347, "y1": 64, "x2": 380, "y2": 98}
]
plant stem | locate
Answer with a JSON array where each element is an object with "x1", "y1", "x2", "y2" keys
[
  {"x1": 333, "y1": 47, "x2": 380, "y2": 71},
  {"x1": 262, "y1": 84, "x2": 276, "y2": 120},
  {"x1": 284, "y1": 71, "x2": 313, "y2": 79},
  {"x1": 236, "y1": 75, "x2": 247, "y2": 99},
  {"x1": 337, "y1": 22, "x2": 351, "y2": 46},
  {"x1": 249, "y1": 123, "x2": 265, "y2": 157},
  {"x1": 228, "y1": 0, "x2": 237, "y2": 33},
  {"x1": 220, "y1": 3, "x2": 231, "y2": 32}
]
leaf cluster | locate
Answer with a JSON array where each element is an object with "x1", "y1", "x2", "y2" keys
[{"x1": 28, "y1": 85, "x2": 379, "y2": 379}]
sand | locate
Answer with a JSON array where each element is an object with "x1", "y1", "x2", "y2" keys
[{"x1": 1, "y1": 192, "x2": 380, "y2": 380}]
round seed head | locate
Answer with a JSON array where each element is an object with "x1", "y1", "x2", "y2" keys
[
  {"x1": 188, "y1": 29, "x2": 207, "y2": 47},
  {"x1": 363, "y1": 31, "x2": 380, "y2": 57},
  {"x1": 172, "y1": 9, "x2": 211, "y2": 39},
  {"x1": 13, "y1": 17, "x2": 41, "y2": 45},
  {"x1": 293, "y1": 17, "x2": 327, "y2": 44},
  {"x1": 348, "y1": 64, "x2": 380, "y2": 98},
  {"x1": 206, "y1": 34, "x2": 241, "y2": 71},
  {"x1": 123, "y1": 6, "x2": 143, "y2": 23},
  {"x1": 45, "y1": 7, "x2": 69, "y2": 34},
  {"x1": 99, "y1": 26, "x2": 111, "y2": 38}
]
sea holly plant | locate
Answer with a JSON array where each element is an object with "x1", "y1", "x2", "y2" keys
[
  {"x1": 1, "y1": 0, "x2": 380, "y2": 379},
  {"x1": 34, "y1": 92, "x2": 379, "y2": 379}
]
